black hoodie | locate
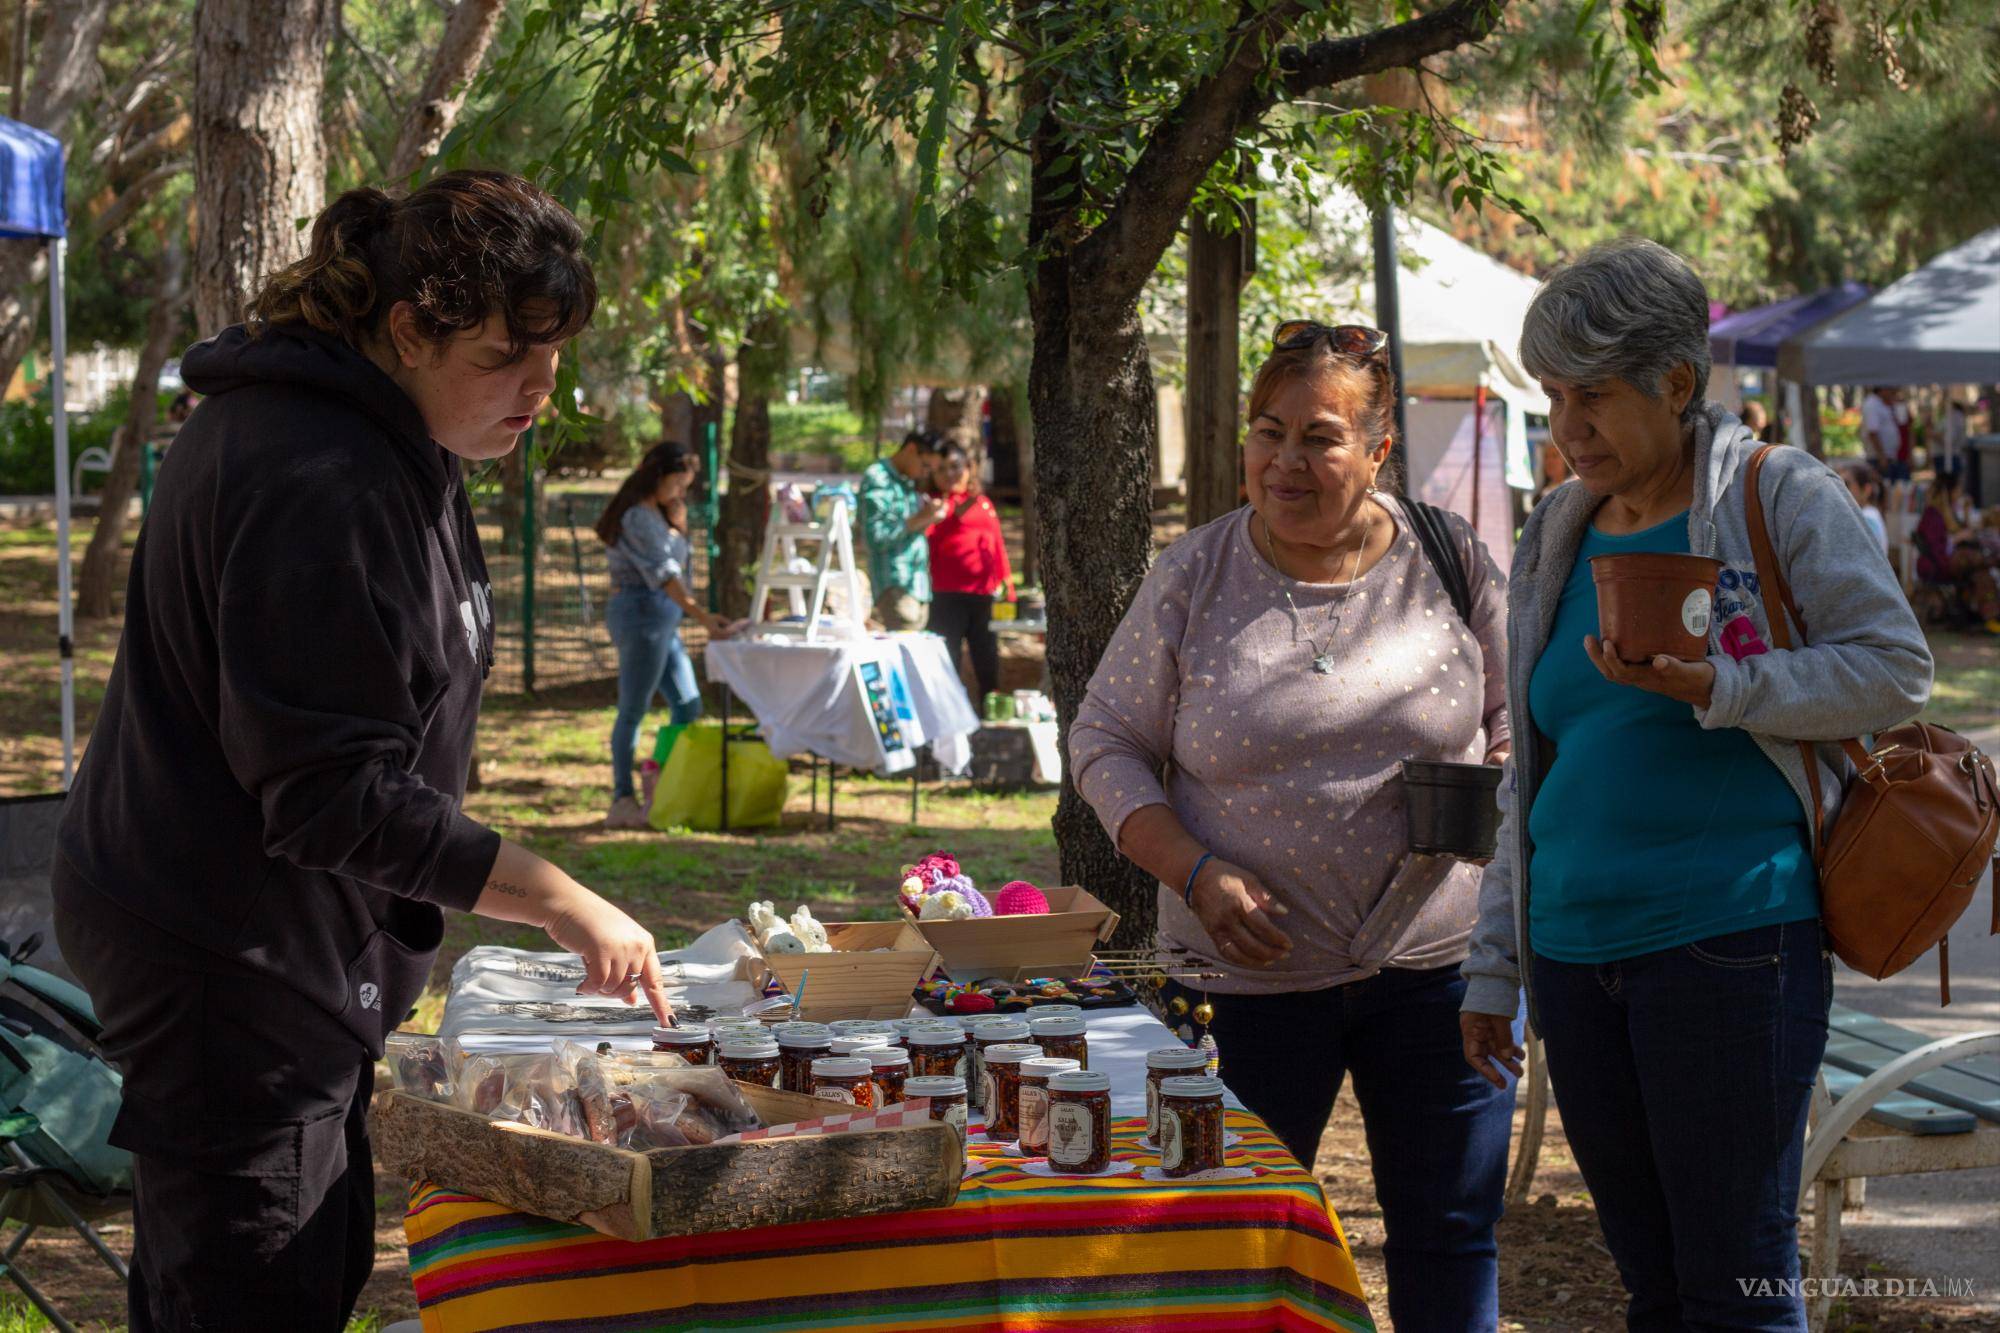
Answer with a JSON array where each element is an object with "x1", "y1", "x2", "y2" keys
[{"x1": 55, "y1": 323, "x2": 501, "y2": 1055}]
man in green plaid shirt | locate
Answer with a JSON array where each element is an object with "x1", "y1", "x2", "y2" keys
[{"x1": 859, "y1": 430, "x2": 946, "y2": 629}]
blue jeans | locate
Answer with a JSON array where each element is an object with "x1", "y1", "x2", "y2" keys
[
  {"x1": 1167, "y1": 965, "x2": 1517, "y2": 1333},
  {"x1": 607, "y1": 587, "x2": 702, "y2": 800},
  {"x1": 1532, "y1": 918, "x2": 1831, "y2": 1332}
]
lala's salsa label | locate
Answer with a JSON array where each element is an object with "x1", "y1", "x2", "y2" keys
[
  {"x1": 1159, "y1": 1107, "x2": 1184, "y2": 1171},
  {"x1": 1019, "y1": 1086, "x2": 1050, "y2": 1148},
  {"x1": 1049, "y1": 1102, "x2": 1094, "y2": 1166}
]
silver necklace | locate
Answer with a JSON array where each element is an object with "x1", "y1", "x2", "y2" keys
[{"x1": 1255, "y1": 511, "x2": 1366, "y2": 675}]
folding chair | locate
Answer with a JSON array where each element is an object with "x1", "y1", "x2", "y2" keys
[{"x1": 0, "y1": 1108, "x2": 129, "y2": 1333}]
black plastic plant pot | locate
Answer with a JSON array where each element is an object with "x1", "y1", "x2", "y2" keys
[{"x1": 1400, "y1": 759, "x2": 1504, "y2": 858}]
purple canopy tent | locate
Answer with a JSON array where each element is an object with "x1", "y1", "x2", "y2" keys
[
  {"x1": 1709, "y1": 283, "x2": 1872, "y2": 369},
  {"x1": 0, "y1": 116, "x2": 74, "y2": 784}
]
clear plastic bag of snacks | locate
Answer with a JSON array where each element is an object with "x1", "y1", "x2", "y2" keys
[{"x1": 384, "y1": 1032, "x2": 451, "y2": 1101}]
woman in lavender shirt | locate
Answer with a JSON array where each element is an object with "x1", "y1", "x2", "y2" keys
[{"x1": 1071, "y1": 324, "x2": 1514, "y2": 1332}]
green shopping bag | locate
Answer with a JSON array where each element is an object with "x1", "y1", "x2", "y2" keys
[{"x1": 648, "y1": 722, "x2": 789, "y2": 831}]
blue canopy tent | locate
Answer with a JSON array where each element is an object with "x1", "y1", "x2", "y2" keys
[
  {"x1": 1709, "y1": 282, "x2": 1873, "y2": 369},
  {"x1": 0, "y1": 116, "x2": 75, "y2": 785}
]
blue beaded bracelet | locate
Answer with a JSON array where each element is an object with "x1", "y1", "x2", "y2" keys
[{"x1": 1183, "y1": 852, "x2": 1214, "y2": 907}]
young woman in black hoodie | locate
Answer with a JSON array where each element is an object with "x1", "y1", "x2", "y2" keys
[{"x1": 53, "y1": 170, "x2": 672, "y2": 1330}]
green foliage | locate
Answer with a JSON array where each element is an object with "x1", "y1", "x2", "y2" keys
[{"x1": 0, "y1": 389, "x2": 127, "y2": 494}]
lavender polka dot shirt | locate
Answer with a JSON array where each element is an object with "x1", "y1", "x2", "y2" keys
[{"x1": 1070, "y1": 501, "x2": 1511, "y2": 994}]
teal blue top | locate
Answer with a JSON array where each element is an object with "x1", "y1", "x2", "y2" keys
[
  {"x1": 1527, "y1": 511, "x2": 1817, "y2": 963},
  {"x1": 859, "y1": 459, "x2": 932, "y2": 604}
]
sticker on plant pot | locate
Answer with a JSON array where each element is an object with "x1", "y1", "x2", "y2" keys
[{"x1": 1680, "y1": 588, "x2": 1712, "y2": 638}]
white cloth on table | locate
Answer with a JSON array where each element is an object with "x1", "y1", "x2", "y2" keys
[{"x1": 705, "y1": 632, "x2": 979, "y2": 775}]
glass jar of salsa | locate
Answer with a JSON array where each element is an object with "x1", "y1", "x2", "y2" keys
[
  {"x1": 867, "y1": 1046, "x2": 911, "y2": 1105},
  {"x1": 907, "y1": 1027, "x2": 969, "y2": 1083},
  {"x1": 1016, "y1": 1056, "x2": 1080, "y2": 1154},
  {"x1": 775, "y1": 1024, "x2": 833, "y2": 1093},
  {"x1": 1144, "y1": 1047, "x2": 1209, "y2": 1145},
  {"x1": 903, "y1": 1075, "x2": 969, "y2": 1145},
  {"x1": 809, "y1": 1055, "x2": 875, "y2": 1106},
  {"x1": 1046, "y1": 1070, "x2": 1113, "y2": 1174},
  {"x1": 830, "y1": 1034, "x2": 893, "y2": 1057},
  {"x1": 1028, "y1": 1015, "x2": 1088, "y2": 1069},
  {"x1": 1157, "y1": 1075, "x2": 1227, "y2": 1176},
  {"x1": 716, "y1": 1036, "x2": 781, "y2": 1087},
  {"x1": 978, "y1": 1043, "x2": 1041, "y2": 1142},
  {"x1": 969, "y1": 1019, "x2": 1030, "y2": 1110},
  {"x1": 651, "y1": 1024, "x2": 715, "y2": 1065}
]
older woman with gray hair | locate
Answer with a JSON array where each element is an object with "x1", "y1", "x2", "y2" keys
[{"x1": 1457, "y1": 238, "x2": 1930, "y2": 1331}]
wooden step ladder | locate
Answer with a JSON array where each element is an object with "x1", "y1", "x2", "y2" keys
[{"x1": 745, "y1": 492, "x2": 865, "y2": 643}]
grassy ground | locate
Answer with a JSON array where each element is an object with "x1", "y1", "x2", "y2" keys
[{"x1": 1, "y1": 508, "x2": 1993, "y2": 1330}]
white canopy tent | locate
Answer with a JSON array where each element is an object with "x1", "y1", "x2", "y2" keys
[
  {"x1": 1320, "y1": 203, "x2": 1550, "y2": 558},
  {"x1": 1777, "y1": 228, "x2": 2000, "y2": 386},
  {"x1": 1, "y1": 115, "x2": 75, "y2": 786}
]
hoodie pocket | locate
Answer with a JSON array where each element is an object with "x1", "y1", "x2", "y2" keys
[{"x1": 337, "y1": 908, "x2": 443, "y2": 1056}]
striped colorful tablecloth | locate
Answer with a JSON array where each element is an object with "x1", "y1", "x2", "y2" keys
[{"x1": 404, "y1": 1109, "x2": 1376, "y2": 1332}]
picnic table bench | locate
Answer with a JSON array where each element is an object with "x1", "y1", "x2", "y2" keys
[{"x1": 1505, "y1": 1006, "x2": 2000, "y2": 1333}]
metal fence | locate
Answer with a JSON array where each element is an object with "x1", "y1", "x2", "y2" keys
[{"x1": 480, "y1": 429, "x2": 720, "y2": 695}]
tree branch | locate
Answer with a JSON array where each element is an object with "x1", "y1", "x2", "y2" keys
[
  {"x1": 1277, "y1": 0, "x2": 1508, "y2": 100},
  {"x1": 87, "y1": 157, "x2": 188, "y2": 238},
  {"x1": 387, "y1": 0, "x2": 507, "y2": 181}
]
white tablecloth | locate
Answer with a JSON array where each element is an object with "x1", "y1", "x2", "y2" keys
[{"x1": 705, "y1": 632, "x2": 980, "y2": 775}]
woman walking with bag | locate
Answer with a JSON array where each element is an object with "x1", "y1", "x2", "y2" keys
[
  {"x1": 1072, "y1": 322, "x2": 1516, "y2": 1332},
  {"x1": 600, "y1": 441, "x2": 735, "y2": 828},
  {"x1": 53, "y1": 171, "x2": 674, "y2": 1331},
  {"x1": 1459, "y1": 239, "x2": 1932, "y2": 1331}
]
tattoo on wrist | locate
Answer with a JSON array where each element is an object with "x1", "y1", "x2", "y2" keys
[{"x1": 487, "y1": 880, "x2": 528, "y2": 899}]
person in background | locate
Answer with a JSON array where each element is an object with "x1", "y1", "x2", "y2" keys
[
  {"x1": 1861, "y1": 385, "x2": 1906, "y2": 482},
  {"x1": 860, "y1": 429, "x2": 948, "y2": 629},
  {"x1": 1915, "y1": 469, "x2": 2000, "y2": 631},
  {"x1": 1941, "y1": 395, "x2": 1969, "y2": 480},
  {"x1": 925, "y1": 441, "x2": 1013, "y2": 703},
  {"x1": 1740, "y1": 398, "x2": 1772, "y2": 443},
  {"x1": 1842, "y1": 464, "x2": 1889, "y2": 554},
  {"x1": 599, "y1": 442, "x2": 735, "y2": 829},
  {"x1": 1460, "y1": 238, "x2": 1931, "y2": 1332},
  {"x1": 1073, "y1": 320, "x2": 1515, "y2": 1332}
]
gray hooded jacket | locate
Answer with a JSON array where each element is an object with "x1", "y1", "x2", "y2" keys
[{"x1": 1460, "y1": 404, "x2": 1933, "y2": 1028}]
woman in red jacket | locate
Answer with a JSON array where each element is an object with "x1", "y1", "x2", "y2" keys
[{"x1": 925, "y1": 442, "x2": 1013, "y2": 702}]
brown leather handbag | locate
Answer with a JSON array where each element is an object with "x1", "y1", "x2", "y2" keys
[{"x1": 1745, "y1": 445, "x2": 1999, "y2": 1003}]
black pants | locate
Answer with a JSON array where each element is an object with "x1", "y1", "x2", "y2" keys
[
  {"x1": 927, "y1": 591, "x2": 999, "y2": 701},
  {"x1": 54, "y1": 900, "x2": 377, "y2": 1332}
]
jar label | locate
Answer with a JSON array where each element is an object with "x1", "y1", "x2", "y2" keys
[
  {"x1": 1145, "y1": 1081, "x2": 1159, "y2": 1141},
  {"x1": 818, "y1": 1086, "x2": 856, "y2": 1105},
  {"x1": 1049, "y1": 1103, "x2": 1094, "y2": 1166},
  {"x1": 1019, "y1": 1087, "x2": 1049, "y2": 1148},
  {"x1": 943, "y1": 1102, "x2": 967, "y2": 1137},
  {"x1": 980, "y1": 1070, "x2": 999, "y2": 1121},
  {"x1": 1682, "y1": 587, "x2": 1712, "y2": 637},
  {"x1": 1160, "y1": 1108, "x2": 1184, "y2": 1171}
]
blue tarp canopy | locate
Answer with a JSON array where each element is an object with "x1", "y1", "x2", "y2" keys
[
  {"x1": 0, "y1": 116, "x2": 65, "y2": 240},
  {"x1": 1709, "y1": 283, "x2": 1871, "y2": 370}
]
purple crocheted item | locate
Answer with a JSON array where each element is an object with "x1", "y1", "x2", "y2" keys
[{"x1": 929, "y1": 873, "x2": 992, "y2": 918}]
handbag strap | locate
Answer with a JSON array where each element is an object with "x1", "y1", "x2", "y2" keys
[{"x1": 1743, "y1": 445, "x2": 1835, "y2": 860}]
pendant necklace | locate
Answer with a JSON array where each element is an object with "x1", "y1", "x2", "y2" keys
[{"x1": 1256, "y1": 512, "x2": 1366, "y2": 676}]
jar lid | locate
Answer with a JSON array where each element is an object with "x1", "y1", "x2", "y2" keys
[
  {"x1": 903, "y1": 1075, "x2": 967, "y2": 1097},
  {"x1": 1028, "y1": 1015, "x2": 1086, "y2": 1037},
  {"x1": 1048, "y1": 1070, "x2": 1112, "y2": 1094},
  {"x1": 652, "y1": 1025, "x2": 712, "y2": 1042},
  {"x1": 981, "y1": 1042, "x2": 1042, "y2": 1066},
  {"x1": 829, "y1": 1034, "x2": 894, "y2": 1055},
  {"x1": 717, "y1": 1037, "x2": 779, "y2": 1059},
  {"x1": 907, "y1": 1027, "x2": 965, "y2": 1047},
  {"x1": 1019, "y1": 1057, "x2": 1080, "y2": 1079},
  {"x1": 828, "y1": 1019, "x2": 896, "y2": 1034},
  {"x1": 772, "y1": 1020, "x2": 830, "y2": 1034},
  {"x1": 810, "y1": 1056, "x2": 873, "y2": 1078},
  {"x1": 911, "y1": 1015, "x2": 965, "y2": 1031},
  {"x1": 974, "y1": 1020, "x2": 1031, "y2": 1041},
  {"x1": 1147, "y1": 1046, "x2": 1209, "y2": 1069},
  {"x1": 1160, "y1": 1075, "x2": 1226, "y2": 1099},
  {"x1": 777, "y1": 1028, "x2": 835, "y2": 1048},
  {"x1": 867, "y1": 1046, "x2": 911, "y2": 1067},
  {"x1": 963, "y1": 1014, "x2": 1021, "y2": 1029}
]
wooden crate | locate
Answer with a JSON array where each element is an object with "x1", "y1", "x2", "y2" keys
[
  {"x1": 372, "y1": 1081, "x2": 962, "y2": 1242},
  {"x1": 910, "y1": 886, "x2": 1121, "y2": 982},
  {"x1": 756, "y1": 920, "x2": 940, "y2": 1021}
]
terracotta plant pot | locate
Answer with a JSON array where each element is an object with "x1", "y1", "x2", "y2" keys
[
  {"x1": 1400, "y1": 760, "x2": 1504, "y2": 858},
  {"x1": 1589, "y1": 553, "x2": 1725, "y2": 663}
]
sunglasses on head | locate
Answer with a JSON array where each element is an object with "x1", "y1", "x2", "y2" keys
[{"x1": 1272, "y1": 321, "x2": 1389, "y2": 360}]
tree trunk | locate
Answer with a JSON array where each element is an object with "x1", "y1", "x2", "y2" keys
[
  {"x1": 1030, "y1": 294, "x2": 1161, "y2": 950},
  {"x1": 79, "y1": 238, "x2": 187, "y2": 619},
  {"x1": 1184, "y1": 207, "x2": 1250, "y2": 530},
  {"x1": 385, "y1": 0, "x2": 506, "y2": 182},
  {"x1": 990, "y1": 383, "x2": 1038, "y2": 586},
  {"x1": 718, "y1": 311, "x2": 783, "y2": 621},
  {"x1": 0, "y1": 0, "x2": 115, "y2": 394},
  {"x1": 193, "y1": 0, "x2": 336, "y2": 335}
]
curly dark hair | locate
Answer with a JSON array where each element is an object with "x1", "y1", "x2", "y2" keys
[{"x1": 248, "y1": 169, "x2": 596, "y2": 357}]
